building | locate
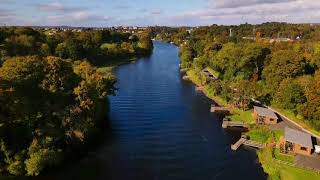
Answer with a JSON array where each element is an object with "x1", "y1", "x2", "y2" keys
[
  {"x1": 280, "y1": 127, "x2": 313, "y2": 156},
  {"x1": 253, "y1": 106, "x2": 278, "y2": 125}
]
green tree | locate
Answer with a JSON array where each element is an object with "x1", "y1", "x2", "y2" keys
[
  {"x1": 263, "y1": 50, "x2": 306, "y2": 93},
  {"x1": 274, "y1": 79, "x2": 306, "y2": 111}
]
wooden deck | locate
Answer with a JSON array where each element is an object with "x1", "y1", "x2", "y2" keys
[
  {"x1": 243, "y1": 140, "x2": 266, "y2": 149},
  {"x1": 231, "y1": 138, "x2": 247, "y2": 150},
  {"x1": 195, "y1": 86, "x2": 204, "y2": 91},
  {"x1": 182, "y1": 76, "x2": 189, "y2": 80},
  {"x1": 231, "y1": 138, "x2": 266, "y2": 150},
  {"x1": 210, "y1": 105, "x2": 229, "y2": 114},
  {"x1": 222, "y1": 121, "x2": 248, "y2": 128},
  {"x1": 180, "y1": 68, "x2": 188, "y2": 73}
]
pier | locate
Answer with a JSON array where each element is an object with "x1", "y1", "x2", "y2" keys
[
  {"x1": 195, "y1": 86, "x2": 204, "y2": 91},
  {"x1": 182, "y1": 76, "x2": 189, "y2": 80},
  {"x1": 210, "y1": 105, "x2": 229, "y2": 114},
  {"x1": 222, "y1": 121, "x2": 248, "y2": 128},
  {"x1": 231, "y1": 138, "x2": 266, "y2": 150}
]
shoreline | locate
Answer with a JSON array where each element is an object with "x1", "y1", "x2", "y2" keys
[{"x1": 182, "y1": 68, "x2": 320, "y2": 180}]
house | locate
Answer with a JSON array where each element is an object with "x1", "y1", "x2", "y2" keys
[
  {"x1": 253, "y1": 106, "x2": 278, "y2": 125},
  {"x1": 280, "y1": 127, "x2": 313, "y2": 156}
]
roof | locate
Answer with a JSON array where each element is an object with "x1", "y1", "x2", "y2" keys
[
  {"x1": 253, "y1": 106, "x2": 278, "y2": 119},
  {"x1": 285, "y1": 127, "x2": 313, "y2": 148}
]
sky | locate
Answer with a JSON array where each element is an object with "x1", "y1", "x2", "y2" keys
[{"x1": 1, "y1": 0, "x2": 320, "y2": 27}]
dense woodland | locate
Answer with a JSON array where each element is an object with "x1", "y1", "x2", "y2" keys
[
  {"x1": 0, "y1": 27, "x2": 153, "y2": 176},
  {"x1": 158, "y1": 23, "x2": 320, "y2": 131}
]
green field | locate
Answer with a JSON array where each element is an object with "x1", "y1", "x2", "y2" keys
[
  {"x1": 273, "y1": 149, "x2": 295, "y2": 163},
  {"x1": 227, "y1": 109, "x2": 255, "y2": 124}
]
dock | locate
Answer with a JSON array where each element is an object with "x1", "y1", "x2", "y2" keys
[
  {"x1": 195, "y1": 86, "x2": 204, "y2": 91},
  {"x1": 180, "y1": 68, "x2": 188, "y2": 73},
  {"x1": 222, "y1": 121, "x2": 248, "y2": 128},
  {"x1": 231, "y1": 138, "x2": 247, "y2": 150},
  {"x1": 243, "y1": 140, "x2": 266, "y2": 149},
  {"x1": 182, "y1": 76, "x2": 189, "y2": 80},
  {"x1": 211, "y1": 105, "x2": 229, "y2": 114},
  {"x1": 231, "y1": 138, "x2": 265, "y2": 150}
]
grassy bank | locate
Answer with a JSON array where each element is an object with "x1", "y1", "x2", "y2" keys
[
  {"x1": 97, "y1": 57, "x2": 138, "y2": 72},
  {"x1": 258, "y1": 147, "x2": 320, "y2": 180},
  {"x1": 186, "y1": 69, "x2": 227, "y2": 106}
]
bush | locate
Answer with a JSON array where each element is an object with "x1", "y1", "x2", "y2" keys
[
  {"x1": 7, "y1": 161, "x2": 25, "y2": 175},
  {"x1": 25, "y1": 149, "x2": 62, "y2": 176}
]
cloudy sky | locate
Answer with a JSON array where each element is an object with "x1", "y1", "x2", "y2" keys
[{"x1": 1, "y1": 0, "x2": 320, "y2": 26}]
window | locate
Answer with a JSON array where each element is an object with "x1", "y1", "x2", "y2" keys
[{"x1": 301, "y1": 147, "x2": 307, "y2": 151}]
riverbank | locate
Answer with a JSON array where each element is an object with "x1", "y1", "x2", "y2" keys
[
  {"x1": 97, "y1": 57, "x2": 139, "y2": 72},
  {"x1": 184, "y1": 68, "x2": 320, "y2": 180}
]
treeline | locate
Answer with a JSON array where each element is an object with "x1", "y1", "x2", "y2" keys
[
  {"x1": 149, "y1": 27, "x2": 190, "y2": 45},
  {"x1": 0, "y1": 27, "x2": 153, "y2": 66},
  {"x1": 0, "y1": 27, "x2": 153, "y2": 176},
  {"x1": 178, "y1": 23, "x2": 320, "y2": 130}
]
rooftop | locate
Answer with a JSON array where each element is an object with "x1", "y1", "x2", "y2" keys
[
  {"x1": 254, "y1": 106, "x2": 278, "y2": 119},
  {"x1": 285, "y1": 127, "x2": 313, "y2": 148}
]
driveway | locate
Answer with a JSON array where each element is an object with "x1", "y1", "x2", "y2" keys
[{"x1": 296, "y1": 154, "x2": 320, "y2": 170}]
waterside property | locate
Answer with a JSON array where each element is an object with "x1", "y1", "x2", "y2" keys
[{"x1": 280, "y1": 127, "x2": 313, "y2": 156}]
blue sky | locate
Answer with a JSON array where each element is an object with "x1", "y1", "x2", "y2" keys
[{"x1": 1, "y1": 0, "x2": 320, "y2": 26}]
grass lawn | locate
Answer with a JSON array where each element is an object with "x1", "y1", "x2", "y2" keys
[
  {"x1": 273, "y1": 130, "x2": 284, "y2": 141},
  {"x1": 186, "y1": 69, "x2": 203, "y2": 85},
  {"x1": 227, "y1": 109, "x2": 255, "y2": 124},
  {"x1": 246, "y1": 126, "x2": 272, "y2": 143},
  {"x1": 97, "y1": 58, "x2": 137, "y2": 72},
  {"x1": 258, "y1": 147, "x2": 320, "y2": 180},
  {"x1": 280, "y1": 165, "x2": 320, "y2": 180},
  {"x1": 206, "y1": 67, "x2": 220, "y2": 79},
  {"x1": 97, "y1": 66, "x2": 114, "y2": 72},
  {"x1": 273, "y1": 148, "x2": 295, "y2": 164}
]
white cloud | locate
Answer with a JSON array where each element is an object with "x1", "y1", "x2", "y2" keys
[
  {"x1": 36, "y1": 1, "x2": 86, "y2": 12},
  {"x1": 47, "y1": 11, "x2": 114, "y2": 26},
  {"x1": 169, "y1": 0, "x2": 320, "y2": 25},
  {"x1": 210, "y1": 0, "x2": 297, "y2": 8}
]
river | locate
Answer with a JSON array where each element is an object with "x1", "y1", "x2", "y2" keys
[{"x1": 53, "y1": 41, "x2": 266, "y2": 180}]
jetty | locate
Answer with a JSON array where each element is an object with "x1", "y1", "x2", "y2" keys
[
  {"x1": 195, "y1": 86, "x2": 204, "y2": 92},
  {"x1": 222, "y1": 121, "x2": 248, "y2": 129},
  {"x1": 182, "y1": 76, "x2": 189, "y2": 80},
  {"x1": 231, "y1": 137, "x2": 266, "y2": 150},
  {"x1": 211, "y1": 105, "x2": 229, "y2": 114},
  {"x1": 180, "y1": 68, "x2": 188, "y2": 73}
]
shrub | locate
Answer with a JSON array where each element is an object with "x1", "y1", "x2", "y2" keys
[{"x1": 7, "y1": 161, "x2": 25, "y2": 175}]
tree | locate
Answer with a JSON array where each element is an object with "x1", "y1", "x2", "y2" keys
[
  {"x1": 25, "y1": 149, "x2": 61, "y2": 176},
  {"x1": 5, "y1": 35, "x2": 37, "y2": 56},
  {"x1": 212, "y1": 42, "x2": 242, "y2": 80},
  {"x1": 55, "y1": 43, "x2": 68, "y2": 59},
  {"x1": 40, "y1": 43, "x2": 51, "y2": 57},
  {"x1": 274, "y1": 79, "x2": 306, "y2": 111},
  {"x1": 179, "y1": 45, "x2": 193, "y2": 68},
  {"x1": 298, "y1": 71, "x2": 320, "y2": 129},
  {"x1": 239, "y1": 43, "x2": 270, "y2": 79},
  {"x1": 263, "y1": 50, "x2": 306, "y2": 93}
]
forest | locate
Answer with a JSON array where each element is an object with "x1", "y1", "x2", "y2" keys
[
  {"x1": 0, "y1": 27, "x2": 153, "y2": 176},
  {"x1": 168, "y1": 23, "x2": 320, "y2": 131}
]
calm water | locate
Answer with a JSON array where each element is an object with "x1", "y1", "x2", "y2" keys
[{"x1": 53, "y1": 41, "x2": 266, "y2": 180}]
